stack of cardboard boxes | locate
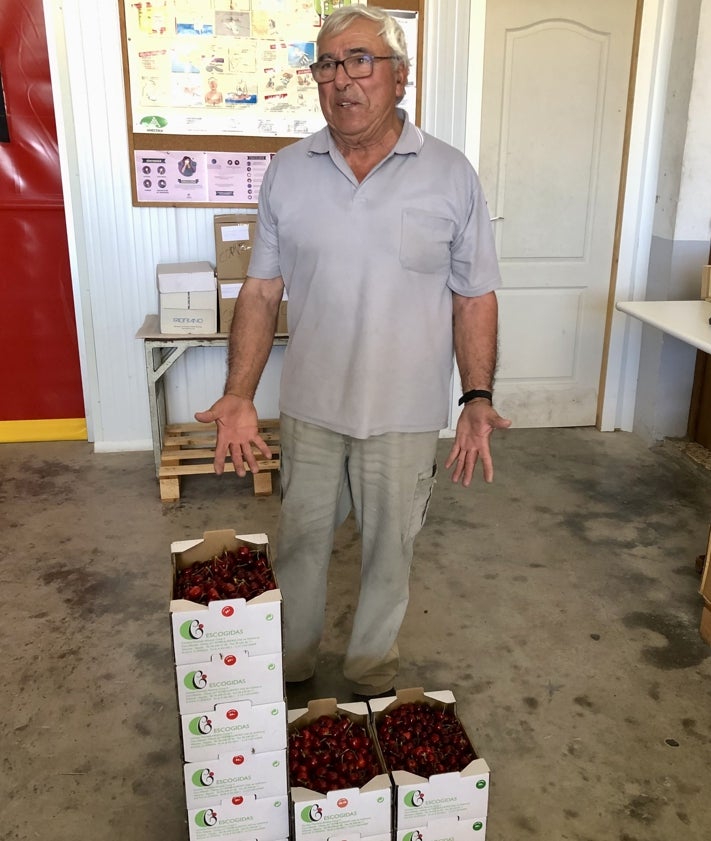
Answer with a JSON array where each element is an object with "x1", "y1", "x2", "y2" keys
[
  {"x1": 154, "y1": 214, "x2": 289, "y2": 337},
  {"x1": 157, "y1": 261, "x2": 218, "y2": 335},
  {"x1": 168, "y1": 533, "x2": 492, "y2": 840},
  {"x1": 213, "y1": 214, "x2": 288, "y2": 335},
  {"x1": 169, "y1": 530, "x2": 289, "y2": 841}
]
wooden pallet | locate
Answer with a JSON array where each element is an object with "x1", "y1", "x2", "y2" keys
[{"x1": 158, "y1": 420, "x2": 280, "y2": 502}]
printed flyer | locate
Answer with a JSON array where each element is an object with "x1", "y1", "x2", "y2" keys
[{"x1": 134, "y1": 148, "x2": 276, "y2": 202}]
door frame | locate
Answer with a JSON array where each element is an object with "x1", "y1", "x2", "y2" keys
[
  {"x1": 43, "y1": 0, "x2": 96, "y2": 441},
  {"x1": 445, "y1": 0, "x2": 676, "y2": 432}
]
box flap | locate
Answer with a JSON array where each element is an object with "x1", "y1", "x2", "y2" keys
[
  {"x1": 171, "y1": 531, "x2": 269, "y2": 570},
  {"x1": 218, "y1": 280, "x2": 244, "y2": 300},
  {"x1": 392, "y1": 757, "x2": 491, "y2": 786},
  {"x1": 157, "y1": 261, "x2": 216, "y2": 292},
  {"x1": 288, "y1": 698, "x2": 368, "y2": 725},
  {"x1": 369, "y1": 687, "x2": 454, "y2": 714}
]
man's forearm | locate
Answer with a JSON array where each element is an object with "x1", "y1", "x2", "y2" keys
[
  {"x1": 224, "y1": 276, "x2": 284, "y2": 399},
  {"x1": 452, "y1": 290, "x2": 499, "y2": 392}
]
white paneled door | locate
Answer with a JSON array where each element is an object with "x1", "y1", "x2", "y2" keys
[{"x1": 478, "y1": 0, "x2": 637, "y2": 427}]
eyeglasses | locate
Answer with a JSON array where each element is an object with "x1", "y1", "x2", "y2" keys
[{"x1": 309, "y1": 54, "x2": 397, "y2": 84}]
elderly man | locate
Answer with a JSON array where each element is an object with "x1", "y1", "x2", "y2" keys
[{"x1": 196, "y1": 5, "x2": 510, "y2": 698}]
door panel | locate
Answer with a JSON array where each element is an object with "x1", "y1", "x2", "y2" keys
[
  {"x1": 0, "y1": 0, "x2": 85, "y2": 433},
  {"x1": 480, "y1": 0, "x2": 636, "y2": 427}
]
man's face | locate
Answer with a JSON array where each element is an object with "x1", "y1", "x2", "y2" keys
[{"x1": 315, "y1": 18, "x2": 407, "y2": 145}]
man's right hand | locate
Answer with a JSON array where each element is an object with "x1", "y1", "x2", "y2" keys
[{"x1": 194, "y1": 394, "x2": 272, "y2": 477}]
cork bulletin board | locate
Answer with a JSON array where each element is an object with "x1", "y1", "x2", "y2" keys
[{"x1": 119, "y1": 0, "x2": 425, "y2": 207}]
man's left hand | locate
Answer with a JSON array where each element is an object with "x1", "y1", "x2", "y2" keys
[{"x1": 445, "y1": 400, "x2": 512, "y2": 486}]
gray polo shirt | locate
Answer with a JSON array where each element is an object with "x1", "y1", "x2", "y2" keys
[{"x1": 248, "y1": 110, "x2": 501, "y2": 439}]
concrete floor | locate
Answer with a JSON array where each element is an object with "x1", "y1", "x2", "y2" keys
[{"x1": 1, "y1": 427, "x2": 711, "y2": 841}]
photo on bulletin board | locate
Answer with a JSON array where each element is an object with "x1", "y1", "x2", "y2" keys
[{"x1": 119, "y1": 0, "x2": 424, "y2": 206}]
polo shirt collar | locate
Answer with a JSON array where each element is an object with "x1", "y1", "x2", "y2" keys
[{"x1": 306, "y1": 108, "x2": 424, "y2": 157}]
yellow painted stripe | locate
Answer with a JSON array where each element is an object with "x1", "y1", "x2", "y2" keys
[{"x1": 0, "y1": 419, "x2": 88, "y2": 443}]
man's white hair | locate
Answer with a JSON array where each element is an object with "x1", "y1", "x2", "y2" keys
[{"x1": 317, "y1": 5, "x2": 410, "y2": 72}]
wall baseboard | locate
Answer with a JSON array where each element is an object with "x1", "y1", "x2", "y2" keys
[
  {"x1": 93, "y1": 439, "x2": 153, "y2": 453},
  {"x1": 0, "y1": 418, "x2": 87, "y2": 443}
]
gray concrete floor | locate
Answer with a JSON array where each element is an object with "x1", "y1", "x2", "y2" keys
[{"x1": 1, "y1": 427, "x2": 711, "y2": 841}]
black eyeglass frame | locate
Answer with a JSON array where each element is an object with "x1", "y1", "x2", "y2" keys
[{"x1": 309, "y1": 54, "x2": 398, "y2": 84}]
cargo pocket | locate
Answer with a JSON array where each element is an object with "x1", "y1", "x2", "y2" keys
[
  {"x1": 400, "y1": 209, "x2": 453, "y2": 274},
  {"x1": 406, "y1": 461, "x2": 438, "y2": 540}
]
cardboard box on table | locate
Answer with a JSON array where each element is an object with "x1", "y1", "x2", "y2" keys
[
  {"x1": 369, "y1": 689, "x2": 490, "y2": 832},
  {"x1": 187, "y1": 795, "x2": 289, "y2": 841},
  {"x1": 157, "y1": 261, "x2": 217, "y2": 334},
  {"x1": 170, "y1": 531, "x2": 282, "y2": 664},
  {"x1": 184, "y1": 748, "x2": 287, "y2": 809},
  {"x1": 217, "y1": 279, "x2": 288, "y2": 335},
  {"x1": 181, "y1": 699, "x2": 288, "y2": 764},
  {"x1": 214, "y1": 214, "x2": 257, "y2": 280},
  {"x1": 288, "y1": 699, "x2": 393, "y2": 841}
]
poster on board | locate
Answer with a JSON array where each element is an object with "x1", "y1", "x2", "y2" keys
[
  {"x1": 122, "y1": 1, "x2": 421, "y2": 204},
  {"x1": 133, "y1": 148, "x2": 276, "y2": 203},
  {"x1": 123, "y1": 0, "x2": 370, "y2": 139}
]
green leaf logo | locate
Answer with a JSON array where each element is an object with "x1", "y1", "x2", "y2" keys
[
  {"x1": 476, "y1": 779, "x2": 487, "y2": 790},
  {"x1": 185, "y1": 670, "x2": 208, "y2": 690},
  {"x1": 300, "y1": 804, "x2": 323, "y2": 823},
  {"x1": 404, "y1": 789, "x2": 425, "y2": 808},
  {"x1": 192, "y1": 768, "x2": 215, "y2": 787},
  {"x1": 194, "y1": 808, "x2": 218, "y2": 828},
  {"x1": 188, "y1": 715, "x2": 213, "y2": 736},
  {"x1": 140, "y1": 115, "x2": 168, "y2": 128},
  {"x1": 180, "y1": 619, "x2": 203, "y2": 640}
]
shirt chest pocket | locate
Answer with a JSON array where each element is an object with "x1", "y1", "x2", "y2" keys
[{"x1": 399, "y1": 208, "x2": 454, "y2": 274}]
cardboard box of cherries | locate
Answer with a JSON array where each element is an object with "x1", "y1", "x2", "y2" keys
[
  {"x1": 169, "y1": 530, "x2": 283, "y2": 665},
  {"x1": 288, "y1": 699, "x2": 392, "y2": 841},
  {"x1": 369, "y1": 688, "x2": 490, "y2": 832},
  {"x1": 286, "y1": 690, "x2": 491, "y2": 840}
]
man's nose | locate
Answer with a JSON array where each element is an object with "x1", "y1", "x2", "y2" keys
[{"x1": 333, "y1": 62, "x2": 352, "y2": 88}]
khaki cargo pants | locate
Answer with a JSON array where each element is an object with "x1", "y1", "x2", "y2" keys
[{"x1": 275, "y1": 414, "x2": 438, "y2": 695}]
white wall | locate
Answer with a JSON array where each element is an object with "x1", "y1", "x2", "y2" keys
[
  {"x1": 631, "y1": 0, "x2": 711, "y2": 443},
  {"x1": 45, "y1": 0, "x2": 283, "y2": 451},
  {"x1": 676, "y1": 0, "x2": 711, "y2": 244}
]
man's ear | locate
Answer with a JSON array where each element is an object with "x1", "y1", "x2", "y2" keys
[{"x1": 395, "y1": 63, "x2": 409, "y2": 96}]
